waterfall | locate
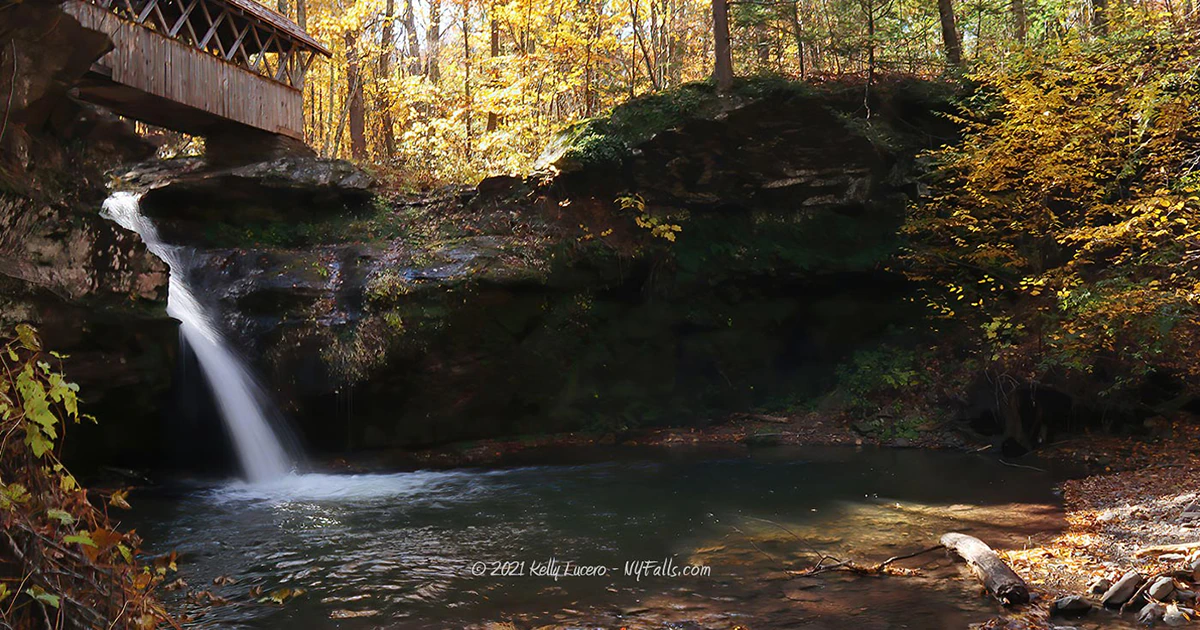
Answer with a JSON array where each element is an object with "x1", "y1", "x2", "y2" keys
[{"x1": 102, "y1": 192, "x2": 293, "y2": 482}]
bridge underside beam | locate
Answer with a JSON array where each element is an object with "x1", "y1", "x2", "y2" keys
[{"x1": 77, "y1": 70, "x2": 256, "y2": 138}]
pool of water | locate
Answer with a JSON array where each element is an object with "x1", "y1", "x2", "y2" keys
[{"x1": 128, "y1": 446, "x2": 1077, "y2": 629}]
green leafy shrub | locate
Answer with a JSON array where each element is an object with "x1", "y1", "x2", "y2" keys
[
  {"x1": 0, "y1": 325, "x2": 173, "y2": 629},
  {"x1": 903, "y1": 21, "x2": 1200, "y2": 409}
]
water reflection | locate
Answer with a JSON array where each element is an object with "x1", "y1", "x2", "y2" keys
[{"x1": 130, "y1": 447, "x2": 1075, "y2": 629}]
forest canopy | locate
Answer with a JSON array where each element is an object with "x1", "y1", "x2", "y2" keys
[{"x1": 273, "y1": 0, "x2": 1182, "y2": 186}]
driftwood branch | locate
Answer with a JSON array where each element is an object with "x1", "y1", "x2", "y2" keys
[
  {"x1": 788, "y1": 544, "x2": 945, "y2": 577},
  {"x1": 1134, "y1": 542, "x2": 1200, "y2": 557},
  {"x1": 734, "y1": 516, "x2": 942, "y2": 578},
  {"x1": 941, "y1": 532, "x2": 1030, "y2": 605}
]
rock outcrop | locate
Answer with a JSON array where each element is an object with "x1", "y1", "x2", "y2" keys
[
  {"x1": 155, "y1": 79, "x2": 956, "y2": 454},
  {"x1": 0, "y1": 0, "x2": 175, "y2": 469}
]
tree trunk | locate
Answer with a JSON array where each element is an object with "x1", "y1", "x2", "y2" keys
[
  {"x1": 630, "y1": 0, "x2": 661, "y2": 90},
  {"x1": 712, "y1": 0, "x2": 733, "y2": 93},
  {"x1": 296, "y1": 0, "x2": 305, "y2": 29},
  {"x1": 462, "y1": 0, "x2": 472, "y2": 156},
  {"x1": 937, "y1": 0, "x2": 963, "y2": 67},
  {"x1": 276, "y1": 0, "x2": 288, "y2": 18},
  {"x1": 864, "y1": 0, "x2": 875, "y2": 113},
  {"x1": 1012, "y1": 0, "x2": 1027, "y2": 43},
  {"x1": 582, "y1": 0, "x2": 599, "y2": 116},
  {"x1": 322, "y1": 59, "x2": 335, "y2": 155},
  {"x1": 379, "y1": 0, "x2": 398, "y2": 160},
  {"x1": 487, "y1": 3, "x2": 499, "y2": 131},
  {"x1": 403, "y1": 0, "x2": 420, "y2": 75},
  {"x1": 1092, "y1": 0, "x2": 1108, "y2": 34},
  {"x1": 790, "y1": 0, "x2": 806, "y2": 79},
  {"x1": 345, "y1": 30, "x2": 367, "y2": 160},
  {"x1": 941, "y1": 533, "x2": 1030, "y2": 606},
  {"x1": 427, "y1": 0, "x2": 442, "y2": 83}
]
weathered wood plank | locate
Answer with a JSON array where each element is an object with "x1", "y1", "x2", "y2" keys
[
  {"x1": 63, "y1": 0, "x2": 304, "y2": 138},
  {"x1": 168, "y1": 0, "x2": 199, "y2": 37}
]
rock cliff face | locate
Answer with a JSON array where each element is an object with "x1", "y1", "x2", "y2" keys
[
  {"x1": 147, "y1": 80, "x2": 956, "y2": 454},
  {"x1": 0, "y1": 0, "x2": 177, "y2": 467}
]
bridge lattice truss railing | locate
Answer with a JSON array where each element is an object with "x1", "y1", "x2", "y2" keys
[{"x1": 85, "y1": 0, "x2": 322, "y2": 90}]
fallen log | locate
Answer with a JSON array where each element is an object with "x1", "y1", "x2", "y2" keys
[{"x1": 941, "y1": 532, "x2": 1030, "y2": 605}]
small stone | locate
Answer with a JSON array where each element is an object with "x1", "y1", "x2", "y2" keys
[
  {"x1": 1051, "y1": 595, "x2": 1092, "y2": 616},
  {"x1": 1097, "y1": 510, "x2": 1120, "y2": 523},
  {"x1": 1139, "y1": 602, "x2": 1166, "y2": 625},
  {"x1": 1163, "y1": 604, "x2": 1191, "y2": 627},
  {"x1": 1176, "y1": 590, "x2": 1197, "y2": 604},
  {"x1": 1150, "y1": 576, "x2": 1177, "y2": 601},
  {"x1": 1102, "y1": 570, "x2": 1145, "y2": 608},
  {"x1": 1160, "y1": 554, "x2": 1188, "y2": 562},
  {"x1": 1089, "y1": 577, "x2": 1113, "y2": 595}
]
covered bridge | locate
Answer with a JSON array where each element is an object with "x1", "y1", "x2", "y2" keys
[{"x1": 62, "y1": 0, "x2": 330, "y2": 140}]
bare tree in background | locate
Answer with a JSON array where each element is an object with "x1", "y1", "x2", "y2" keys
[
  {"x1": 428, "y1": 0, "x2": 443, "y2": 83},
  {"x1": 346, "y1": 30, "x2": 367, "y2": 159},
  {"x1": 712, "y1": 0, "x2": 732, "y2": 93},
  {"x1": 379, "y1": 0, "x2": 398, "y2": 159},
  {"x1": 1012, "y1": 0, "x2": 1027, "y2": 42},
  {"x1": 937, "y1": 0, "x2": 963, "y2": 67},
  {"x1": 487, "y1": 1, "x2": 500, "y2": 131}
]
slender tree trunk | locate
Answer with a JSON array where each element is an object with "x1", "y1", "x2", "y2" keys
[
  {"x1": 428, "y1": 0, "x2": 442, "y2": 83},
  {"x1": 1092, "y1": 0, "x2": 1108, "y2": 33},
  {"x1": 322, "y1": 62, "x2": 335, "y2": 155},
  {"x1": 712, "y1": 0, "x2": 733, "y2": 93},
  {"x1": 667, "y1": 0, "x2": 681, "y2": 86},
  {"x1": 937, "y1": 0, "x2": 963, "y2": 67},
  {"x1": 345, "y1": 30, "x2": 367, "y2": 160},
  {"x1": 973, "y1": 0, "x2": 984, "y2": 59},
  {"x1": 790, "y1": 0, "x2": 806, "y2": 79},
  {"x1": 487, "y1": 3, "x2": 500, "y2": 131},
  {"x1": 1012, "y1": 0, "x2": 1027, "y2": 42},
  {"x1": 276, "y1": 0, "x2": 288, "y2": 18},
  {"x1": 630, "y1": 0, "x2": 662, "y2": 90},
  {"x1": 462, "y1": 0, "x2": 473, "y2": 156},
  {"x1": 756, "y1": 21, "x2": 771, "y2": 68},
  {"x1": 582, "y1": 0, "x2": 599, "y2": 116},
  {"x1": 379, "y1": 0, "x2": 398, "y2": 160},
  {"x1": 296, "y1": 0, "x2": 306, "y2": 29},
  {"x1": 403, "y1": 0, "x2": 420, "y2": 74},
  {"x1": 865, "y1": 0, "x2": 875, "y2": 111}
]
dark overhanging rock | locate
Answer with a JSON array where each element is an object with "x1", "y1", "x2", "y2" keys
[{"x1": 118, "y1": 155, "x2": 375, "y2": 225}]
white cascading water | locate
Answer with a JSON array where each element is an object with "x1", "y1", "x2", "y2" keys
[{"x1": 102, "y1": 192, "x2": 293, "y2": 482}]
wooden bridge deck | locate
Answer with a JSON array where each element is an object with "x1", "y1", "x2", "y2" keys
[{"x1": 62, "y1": 0, "x2": 329, "y2": 140}]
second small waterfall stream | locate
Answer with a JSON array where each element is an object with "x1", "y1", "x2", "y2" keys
[{"x1": 102, "y1": 192, "x2": 293, "y2": 482}]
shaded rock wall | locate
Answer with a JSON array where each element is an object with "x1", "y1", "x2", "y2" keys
[
  {"x1": 0, "y1": 0, "x2": 176, "y2": 468},
  {"x1": 155, "y1": 80, "x2": 956, "y2": 455}
]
